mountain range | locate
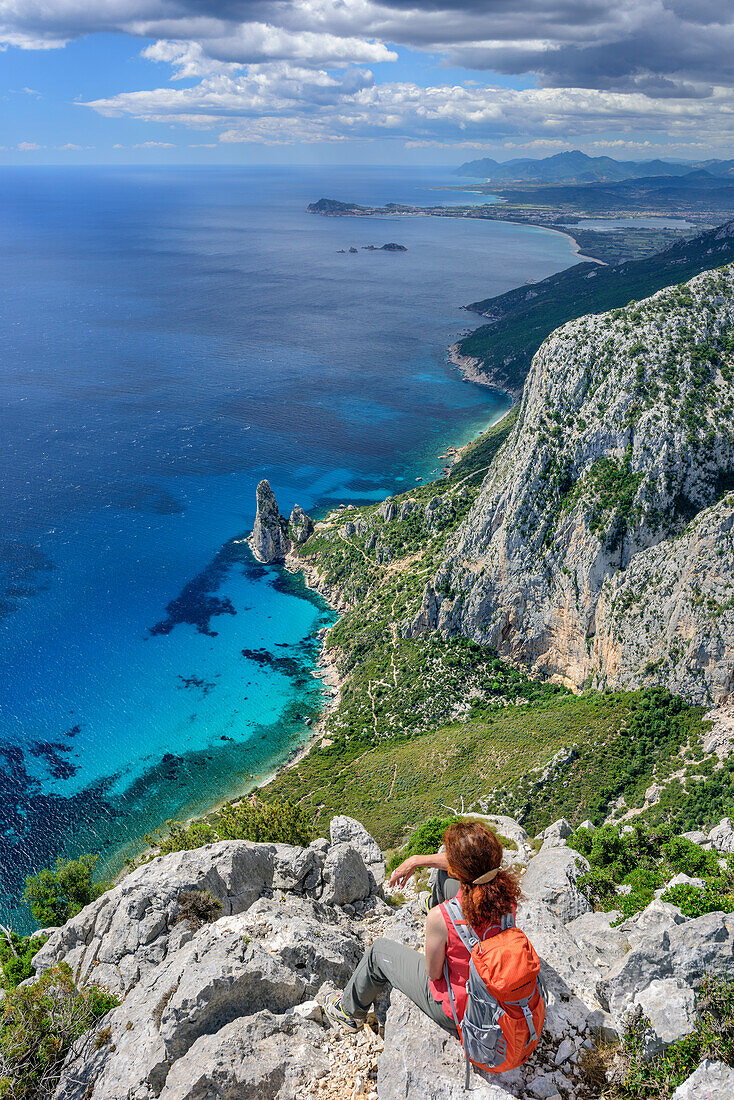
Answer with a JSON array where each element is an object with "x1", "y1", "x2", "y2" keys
[{"x1": 456, "y1": 149, "x2": 734, "y2": 184}]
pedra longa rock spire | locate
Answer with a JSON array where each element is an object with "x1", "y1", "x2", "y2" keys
[{"x1": 249, "y1": 479, "x2": 313, "y2": 563}]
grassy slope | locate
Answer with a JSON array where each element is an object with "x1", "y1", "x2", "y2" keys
[{"x1": 457, "y1": 222, "x2": 734, "y2": 396}]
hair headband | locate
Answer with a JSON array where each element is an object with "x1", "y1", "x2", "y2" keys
[{"x1": 472, "y1": 866, "x2": 500, "y2": 885}]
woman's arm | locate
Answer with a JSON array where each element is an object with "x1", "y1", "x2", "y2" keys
[
  {"x1": 424, "y1": 907, "x2": 449, "y2": 982},
  {"x1": 388, "y1": 851, "x2": 450, "y2": 889}
]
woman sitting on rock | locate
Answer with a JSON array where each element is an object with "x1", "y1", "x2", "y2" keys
[{"x1": 320, "y1": 821, "x2": 522, "y2": 1036}]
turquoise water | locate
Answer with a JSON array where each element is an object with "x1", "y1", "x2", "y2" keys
[{"x1": 0, "y1": 166, "x2": 582, "y2": 927}]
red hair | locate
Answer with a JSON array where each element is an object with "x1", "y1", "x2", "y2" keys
[{"x1": 443, "y1": 821, "x2": 523, "y2": 928}]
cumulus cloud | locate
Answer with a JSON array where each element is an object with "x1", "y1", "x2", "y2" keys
[
  {"x1": 3, "y1": 0, "x2": 734, "y2": 150},
  {"x1": 132, "y1": 139, "x2": 175, "y2": 146},
  {"x1": 17, "y1": 140, "x2": 42, "y2": 149}
]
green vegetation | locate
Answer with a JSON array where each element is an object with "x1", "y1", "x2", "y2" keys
[
  {"x1": 446, "y1": 407, "x2": 519, "y2": 486},
  {"x1": 23, "y1": 855, "x2": 109, "y2": 928},
  {"x1": 138, "y1": 798, "x2": 315, "y2": 863},
  {"x1": 0, "y1": 963, "x2": 119, "y2": 1099},
  {"x1": 569, "y1": 821, "x2": 734, "y2": 919},
  {"x1": 609, "y1": 976, "x2": 734, "y2": 1099},
  {"x1": 560, "y1": 451, "x2": 644, "y2": 547},
  {"x1": 264, "y1": 689, "x2": 706, "y2": 851},
  {"x1": 0, "y1": 932, "x2": 49, "y2": 992},
  {"x1": 456, "y1": 223, "x2": 734, "y2": 395}
]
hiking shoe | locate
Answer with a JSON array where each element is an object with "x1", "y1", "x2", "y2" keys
[
  {"x1": 417, "y1": 890, "x2": 432, "y2": 915},
  {"x1": 319, "y1": 992, "x2": 365, "y2": 1034}
]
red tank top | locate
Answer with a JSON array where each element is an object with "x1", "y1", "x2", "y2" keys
[{"x1": 428, "y1": 890, "x2": 516, "y2": 1024}]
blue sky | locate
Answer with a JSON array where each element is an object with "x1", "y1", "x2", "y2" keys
[{"x1": 2, "y1": 2, "x2": 734, "y2": 164}]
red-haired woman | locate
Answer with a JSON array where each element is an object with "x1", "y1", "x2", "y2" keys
[{"x1": 320, "y1": 821, "x2": 523, "y2": 1035}]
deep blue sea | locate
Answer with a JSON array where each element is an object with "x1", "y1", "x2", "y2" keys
[{"x1": 0, "y1": 165, "x2": 581, "y2": 927}]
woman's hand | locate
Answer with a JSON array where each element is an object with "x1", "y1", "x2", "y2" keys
[{"x1": 388, "y1": 855, "x2": 420, "y2": 888}]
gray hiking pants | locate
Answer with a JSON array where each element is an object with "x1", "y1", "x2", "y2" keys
[{"x1": 340, "y1": 870, "x2": 461, "y2": 1036}]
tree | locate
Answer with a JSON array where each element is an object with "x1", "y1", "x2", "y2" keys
[{"x1": 23, "y1": 855, "x2": 107, "y2": 927}]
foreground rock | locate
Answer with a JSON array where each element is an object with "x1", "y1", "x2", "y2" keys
[
  {"x1": 671, "y1": 1058, "x2": 734, "y2": 1098},
  {"x1": 23, "y1": 811, "x2": 734, "y2": 1100}
]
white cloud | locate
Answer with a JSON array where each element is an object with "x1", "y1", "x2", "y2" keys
[
  {"x1": 132, "y1": 140, "x2": 175, "y2": 147},
  {"x1": 17, "y1": 141, "x2": 42, "y2": 150},
  {"x1": 3, "y1": 0, "x2": 734, "y2": 152},
  {"x1": 59, "y1": 141, "x2": 82, "y2": 148}
]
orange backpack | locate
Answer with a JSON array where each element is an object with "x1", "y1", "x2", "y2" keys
[{"x1": 441, "y1": 897, "x2": 546, "y2": 1086}]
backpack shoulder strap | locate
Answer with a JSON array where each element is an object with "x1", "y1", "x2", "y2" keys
[
  {"x1": 501, "y1": 911, "x2": 515, "y2": 931},
  {"x1": 442, "y1": 896, "x2": 480, "y2": 954}
]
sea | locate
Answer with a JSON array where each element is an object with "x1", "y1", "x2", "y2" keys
[{"x1": 0, "y1": 165, "x2": 583, "y2": 928}]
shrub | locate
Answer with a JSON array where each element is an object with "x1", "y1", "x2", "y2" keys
[
  {"x1": 661, "y1": 883, "x2": 734, "y2": 918},
  {"x1": 23, "y1": 855, "x2": 109, "y2": 927},
  {"x1": 0, "y1": 931, "x2": 49, "y2": 991},
  {"x1": 216, "y1": 798, "x2": 315, "y2": 847},
  {"x1": 172, "y1": 890, "x2": 222, "y2": 930},
  {"x1": 569, "y1": 821, "x2": 734, "y2": 918},
  {"x1": 386, "y1": 816, "x2": 458, "y2": 873},
  {"x1": 609, "y1": 976, "x2": 734, "y2": 1098},
  {"x1": 147, "y1": 798, "x2": 315, "y2": 860},
  {"x1": 0, "y1": 963, "x2": 118, "y2": 1099}
]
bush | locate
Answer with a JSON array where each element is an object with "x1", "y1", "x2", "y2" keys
[
  {"x1": 23, "y1": 855, "x2": 109, "y2": 927},
  {"x1": 0, "y1": 963, "x2": 118, "y2": 1099},
  {"x1": 148, "y1": 798, "x2": 315, "y2": 860},
  {"x1": 609, "y1": 976, "x2": 734, "y2": 1098},
  {"x1": 0, "y1": 931, "x2": 49, "y2": 991},
  {"x1": 569, "y1": 822, "x2": 734, "y2": 918},
  {"x1": 661, "y1": 882, "x2": 734, "y2": 918},
  {"x1": 386, "y1": 816, "x2": 457, "y2": 873},
  {"x1": 216, "y1": 798, "x2": 315, "y2": 847},
  {"x1": 172, "y1": 890, "x2": 222, "y2": 930}
]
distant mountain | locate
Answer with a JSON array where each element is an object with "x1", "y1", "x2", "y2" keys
[
  {"x1": 454, "y1": 219, "x2": 734, "y2": 397},
  {"x1": 456, "y1": 149, "x2": 734, "y2": 184}
]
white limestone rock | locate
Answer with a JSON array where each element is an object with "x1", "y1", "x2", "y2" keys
[
  {"x1": 709, "y1": 817, "x2": 734, "y2": 853},
  {"x1": 157, "y1": 1011, "x2": 328, "y2": 1100},
  {"x1": 521, "y1": 846, "x2": 592, "y2": 923},
  {"x1": 633, "y1": 977, "x2": 697, "y2": 1058},
  {"x1": 671, "y1": 1058, "x2": 734, "y2": 1099},
  {"x1": 330, "y1": 815, "x2": 386, "y2": 886}
]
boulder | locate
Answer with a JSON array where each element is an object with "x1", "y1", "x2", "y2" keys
[
  {"x1": 604, "y1": 911, "x2": 734, "y2": 1032},
  {"x1": 671, "y1": 1059, "x2": 734, "y2": 1099},
  {"x1": 681, "y1": 831, "x2": 711, "y2": 848},
  {"x1": 320, "y1": 843, "x2": 371, "y2": 906},
  {"x1": 566, "y1": 910, "x2": 627, "y2": 975},
  {"x1": 633, "y1": 977, "x2": 697, "y2": 1058},
  {"x1": 515, "y1": 902, "x2": 608, "y2": 1038},
  {"x1": 655, "y1": 873, "x2": 705, "y2": 898},
  {"x1": 158, "y1": 1011, "x2": 327, "y2": 1099},
  {"x1": 378, "y1": 992, "x2": 518, "y2": 1100},
  {"x1": 472, "y1": 813, "x2": 529, "y2": 850},
  {"x1": 540, "y1": 819, "x2": 573, "y2": 849},
  {"x1": 673, "y1": 1056, "x2": 734, "y2": 1100},
  {"x1": 34, "y1": 840, "x2": 326, "y2": 998},
  {"x1": 521, "y1": 846, "x2": 592, "y2": 922},
  {"x1": 288, "y1": 504, "x2": 314, "y2": 544},
  {"x1": 54, "y1": 896, "x2": 363, "y2": 1099},
  {"x1": 250, "y1": 479, "x2": 289, "y2": 563},
  {"x1": 330, "y1": 815, "x2": 386, "y2": 886},
  {"x1": 708, "y1": 817, "x2": 734, "y2": 853}
]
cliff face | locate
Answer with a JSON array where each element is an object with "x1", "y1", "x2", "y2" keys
[{"x1": 409, "y1": 264, "x2": 734, "y2": 704}]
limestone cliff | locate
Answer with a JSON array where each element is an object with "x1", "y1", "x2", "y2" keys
[{"x1": 408, "y1": 264, "x2": 734, "y2": 704}]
